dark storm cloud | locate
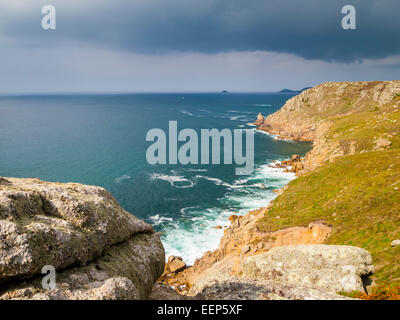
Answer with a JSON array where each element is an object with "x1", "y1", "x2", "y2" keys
[{"x1": 1, "y1": 0, "x2": 399, "y2": 62}]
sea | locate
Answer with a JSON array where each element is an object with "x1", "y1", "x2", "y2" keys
[{"x1": 0, "y1": 93, "x2": 311, "y2": 264}]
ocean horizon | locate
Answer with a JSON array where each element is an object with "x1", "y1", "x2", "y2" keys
[{"x1": 0, "y1": 92, "x2": 311, "y2": 263}]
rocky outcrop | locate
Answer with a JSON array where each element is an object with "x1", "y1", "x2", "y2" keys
[
  {"x1": 165, "y1": 256, "x2": 187, "y2": 274},
  {"x1": 255, "y1": 81, "x2": 400, "y2": 172},
  {"x1": 148, "y1": 282, "x2": 193, "y2": 300},
  {"x1": 257, "y1": 81, "x2": 399, "y2": 141},
  {"x1": 374, "y1": 137, "x2": 392, "y2": 150},
  {"x1": 391, "y1": 240, "x2": 400, "y2": 248},
  {"x1": 160, "y1": 81, "x2": 398, "y2": 300},
  {"x1": 0, "y1": 178, "x2": 165, "y2": 300},
  {"x1": 190, "y1": 276, "x2": 353, "y2": 300},
  {"x1": 162, "y1": 208, "x2": 332, "y2": 291},
  {"x1": 271, "y1": 154, "x2": 305, "y2": 175},
  {"x1": 241, "y1": 245, "x2": 374, "y2": 293},
  {"x1": 188, "y1": 245, "x2": 371, "y2": 300},
  {"x1": 254, "y1": 113, "x2": 264, "y2": 126}
]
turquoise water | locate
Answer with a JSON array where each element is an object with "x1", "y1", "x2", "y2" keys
[{"x1": 0, "y1": 93, "x2": 311, "y2": 263}]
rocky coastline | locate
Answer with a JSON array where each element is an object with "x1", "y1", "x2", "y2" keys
[
  {"x1": 1, "y1": 80, "x2": 399, "y2": 300},
  {"x1": 158, "y1": 80, "x2": 400, "y2": 300}
]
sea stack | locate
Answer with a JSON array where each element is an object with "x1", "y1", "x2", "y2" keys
[{"x1": 254, "y1": 113, "x2": 264, "y2": 126}]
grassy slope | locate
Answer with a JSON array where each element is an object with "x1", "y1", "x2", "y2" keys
[
  {"x1": 257, "y1": 94, "x2": 400, "y2": 287},
  {"x1": 275, "y1": 82, "x2": 396, "y2": 126}
]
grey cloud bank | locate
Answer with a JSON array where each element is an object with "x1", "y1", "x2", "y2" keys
[
  {"x1": 0, "y1": 0, "x2": 399, "y2": 93},
  {"x1": 1, "y1": 0, "x2": 399, "y2": 62}
]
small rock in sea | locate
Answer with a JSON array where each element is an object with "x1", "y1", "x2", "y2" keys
[
  {"x1": 391, "y1": 240, "x2": 400, "y2": 247},
  {"x1": 214, "y1": 225, "x2": 223, "y2": 229}
]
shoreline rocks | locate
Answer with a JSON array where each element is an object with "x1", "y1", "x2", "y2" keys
[
  {"x1": 159, "y1": 81, "x2": 400, "y2": 299},
  {"x1": 271, "y1": 154, "x2": 305, "y2": 175}
]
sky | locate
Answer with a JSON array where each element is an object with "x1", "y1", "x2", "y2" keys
[{"x1": 0, "y1": 0, "x2": 399, "y2": 93}]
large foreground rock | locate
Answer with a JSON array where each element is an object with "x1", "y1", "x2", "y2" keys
[
  {"x1": 191, "y1": 277, "x2": 352, "y2": 300},
  {"x1": 0, "y1": 177, "x2": 165, "y2": 300},
  {"x1": 189, "y1": 257, "x2": 352, "y2": 300},
  {"x1": 188, "y1": 244, "x2": 373, "y2": 299},
  {"x1": 241, "y1": 245, "x2": 374, "y2": 293}
]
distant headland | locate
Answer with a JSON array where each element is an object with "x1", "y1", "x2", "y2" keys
[{"x1": 278, "y1": 87, "x2": 312, "y2": 94}]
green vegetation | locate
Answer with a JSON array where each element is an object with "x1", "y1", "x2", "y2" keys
[
  {"x1": 257, "y1": 88, "x2": 400, "y2": 289},
  {"x1": 257, "y1": 150, "x2": 400, "y2": 286},
  {"x1": 326, "y1": 110, "x2": 400, "y2": 152},
  {"x1": 340, "y1": 285, "x2": 400, "y2": 300}
]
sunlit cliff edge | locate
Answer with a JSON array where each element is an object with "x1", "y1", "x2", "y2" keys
[{"x1": 161, "y1": 80, "x2": 400, "y2": 300}]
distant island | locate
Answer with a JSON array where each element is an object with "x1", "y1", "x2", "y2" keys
[
  {"x1": 279, "y1": 87, "x2": 312, "y2": 94},
  {"x1": 220, "y1": 90, "x2": 229, "y2": 94}
]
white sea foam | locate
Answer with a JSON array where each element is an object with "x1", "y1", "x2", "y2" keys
[
  {"x1": 251, "y1": 128, "x2": 275, "y2": 138},
  {"x1": 227, "y1": 110, "x2": 257, "y2": 115},
  {"x1": 185, "y1": 168, "x2": 208, "y2": 172},
  {"x1": 214, "y1": 114, "x2": 249, "y2": 121},
  {"x1": 180, "y1": 110, "x2": 195, "y2": 116},
  {"x1": 180, "y1": 110, "x2": 206, "y2": 117},
  {"x1": 195, "y1": 175, "x2": 251, "y2": 189},
  {"x1": 148, "y1": 214, "x2": 174, "y2": 226},
  {"x1": 149, "y1": 173, "x2": 196, "y2": 188},
  {"x1": 160, "y1": 206, "x2": 234, "y2": 264},
  {"x1": 158, "y1": 161, "x2": 297, "y2": 265},
  {"x1": 195, "y1": 175, "x2": 228, "y2": 186},
  {"x1": 229, "y1": 115, "x2": 242, "y2": 120},
  {"x1": 114, "y1": 174, "x2": 131, "y2": 183},
  {"x1": 253, "y1": 128, "x2": 296, "y2": 142}
]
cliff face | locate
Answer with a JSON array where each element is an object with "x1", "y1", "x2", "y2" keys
[
  {"x1": 162, "y1": 80, "x2": 400, "y2": 299},
  {"x1": 258, "y1": 81, "x2": 399, "y2": 140},
  {"x1": 258, "y1": 81, "x2": 400, "y2": 172},
  {"x1": 177, "y1": 209, "x2": 331, "y2": 288},
  {"x1": 0, "y1": 178, "x2": 165, "y2": 300}
]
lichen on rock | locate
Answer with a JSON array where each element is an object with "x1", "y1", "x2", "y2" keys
[{"x1": 0, "y1": 178, "x2": 165, "y2": 300}]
